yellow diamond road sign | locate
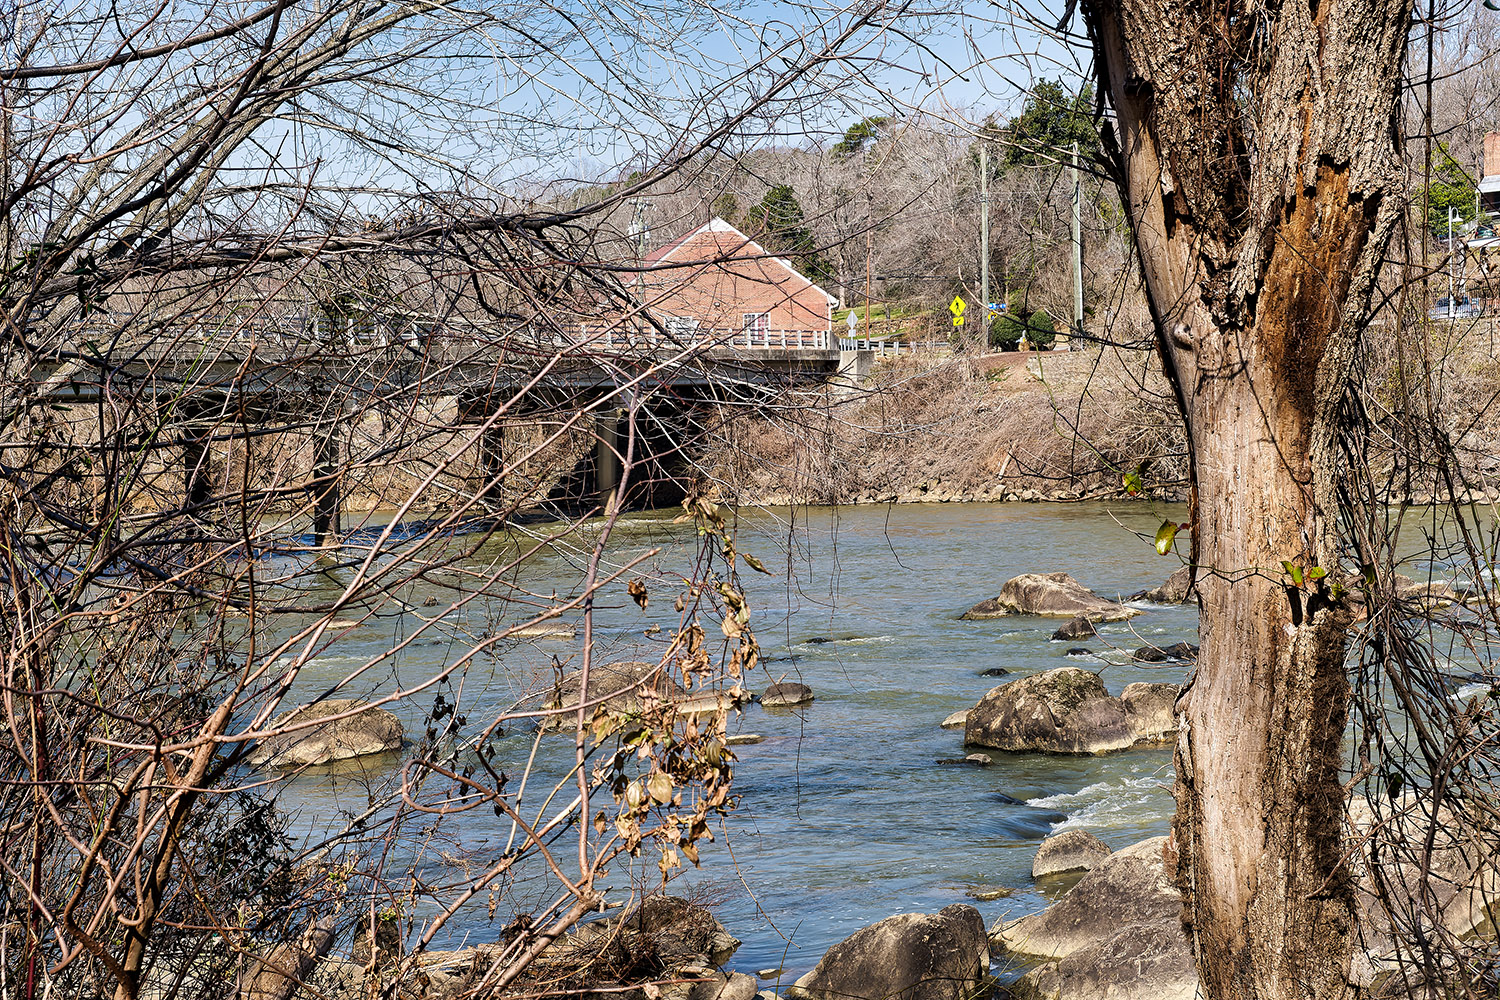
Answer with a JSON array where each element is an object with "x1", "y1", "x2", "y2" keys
[{"x1": 950, "y1": 295, "x2": 965, "y2": 326}]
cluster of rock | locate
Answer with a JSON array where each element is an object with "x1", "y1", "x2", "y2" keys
[
  {"x1": 248, "y1": 662, "x2": 814, "y2": 771},
  {"x1": 991, "y1": 792, "x2": 1500, "y2": 1000},
  {"x1": 545, "y1": 661, "x2": 813, "y2": 716},
  {"x1": 251, "y1": 895, "x2": 756, "y2": 1000},
  {"x1": 1345, "y1": 795, "x2": 1500, "y2": 989},
  {"x1": 963, "y1": 668, "x2": 1178, "y2": 755},
  {"x1": 945, "y1": 571, "x2": 1199, "y2": 754}
]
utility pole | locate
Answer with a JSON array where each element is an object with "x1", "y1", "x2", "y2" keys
[
  {"x1": 629, "y1": 199, "x2": 652, "y2": 330},
  {"x1": 980, "y1": 143, "x2": 990, "y2": 349},
  {"x1": 865, "y1": 186, "x2": 873, "y2": 328},
  {"x1": 1071, "y1": 141, "x2": 1084, "y2": 344}
]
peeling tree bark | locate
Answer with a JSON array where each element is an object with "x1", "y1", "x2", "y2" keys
[{"x1": 1079, "y1": 0, "x2": 1412, "y2": 995}]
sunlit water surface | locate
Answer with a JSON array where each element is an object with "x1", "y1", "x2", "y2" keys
[{"x1": 258, "y1": 501, "x2": 1201, "y2": 980}]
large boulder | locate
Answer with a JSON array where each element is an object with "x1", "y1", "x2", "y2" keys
[
  {"x1": 1347, "y1": 795, "x2": 1500, "y2": 978},
  {"x1": 1032, "y1": 831, "x2": 1112, "y2": 878},
  {"x1": 997, "y1": 838, "x2": 1195, "y2": 1000},
  {"x1": 247, "y1": 700, "x2": 403, "y2": 768},
  {"x1": 1014, "y1": 922, "x2": 1196, "y2": 1000},
  {"x1": 992, "y1": 838, "x2": 1182, "y2": 959},
  {"x1": 761, "y1": 681, "x2": 814, "y2": 707},
  {"x1": 961, "y1": 573, "x2": 1139, "y2": 622},
  {"x1": 543, "y1": 661, "x2": 684, "y2": 727},
  {"x1": 1130, "y1": 566, "x2": 1198, "y2": 604},
  {"x1": 238, "y1": 917, "x2": 337, "y2": 1000},
  {"x1": 963, "y1": 669, "x2": 1178, "y2": 755},
  {"x1": 789, "y1": 904, "x2": 989, "y2": 1000},
  {"x1": 1119, "y1": 683, "x2": 1179, "y2": 742}
]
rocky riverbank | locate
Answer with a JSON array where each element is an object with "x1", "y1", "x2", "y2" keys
[
  {"x1": 701, "y1": 347, "x2": 1190, "y2": 507},
  {"x1": 699, "y1": 339, "x2": 1500, "y2": 509}
]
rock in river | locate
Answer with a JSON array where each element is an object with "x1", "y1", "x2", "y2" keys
[
  {"x1": 940, "y1": 710, "x2": 970, "y2": 730},
  {"x1": 963, "y1": 668, "x2": 1178, "y2": 754},
  {"x1": 995, "y1": 837, "x2": 1196, "y2": 1000},
  {"x1": 1133, "y1": 642, "x2": 1199, "y2": 663},
  {"x1": 543, "y1": 660, "x2": 684, "y2": 727},
  {"x1": 1032, "y1": 830, "x2": 1112, "y2": 878},
  {"x1": 761, "y1": 681, "x2": 814, "y2": 707},
  {"x1": 1051, "y1": 615, "x2": 1096, "y2": 640},
  {"x1": 1129, "y1": 565, "x2": 1197, "y2": 604},
  {"x1": 789, "y1": 904, "x2": 988, "y2": 1000},
  {"x1": 248, "y1": 699, "x2": 403, "y2": 768},
  {"x1": 960, "y1": 573, "x2": 1139, "y2": 622},
  {"x1": 937, "y1": 754, "x2": 993, "y2": 767}
]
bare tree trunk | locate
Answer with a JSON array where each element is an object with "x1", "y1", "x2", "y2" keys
[{"x1": 1082, "y1": 0, "x2": 1412, "y2": 994}]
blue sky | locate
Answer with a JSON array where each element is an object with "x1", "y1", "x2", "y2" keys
[
  {"x1": 13, "y1": 0, "x2": 1088, "y2": 230},
  {"x1": 257, "y1": 0, "x2": 1091, "y2": 199}
]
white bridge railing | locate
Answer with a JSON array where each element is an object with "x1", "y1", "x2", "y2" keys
[
  {"x1": 51, "y1": 311, "x2": 840, "y2": 354},
  {"x1": 597, "y1": 327, "x2": 830, "y2": 350},
  {"x1": 837, "y1": 336, "x2": 914, "y2": 354}
]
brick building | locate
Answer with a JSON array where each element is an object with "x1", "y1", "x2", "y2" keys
[
  {"x1": 1481, "y1": 132, "x2": 1500, "y2": 217},
  {"x1": 640, "y1": 218, "x2": 835, "y2": 347}
]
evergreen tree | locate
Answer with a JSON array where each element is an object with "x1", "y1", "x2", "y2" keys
[
  {"x1": 1424, "y1": 143, "x2": 1477, "y2": 238},
  {"x1": 711, "y1": 192, "x2": 740, "y2": 226},
  {"x1": 1001, "y1": 79, "x2": 1096, "y2": 167},
  {"x1": 747, "y1": 185, "x2": 831, "y2": 281},
  {"x1": 832, "y1": 116, "x2": 890, "y2": 160}
]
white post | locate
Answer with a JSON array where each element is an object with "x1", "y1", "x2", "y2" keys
[
  {"x1": 1072, "y1": 141, "x2": 1085, "y2": 343},
  {"x1": 980, "y1": 142, "x2": 990, "y2": 348}
]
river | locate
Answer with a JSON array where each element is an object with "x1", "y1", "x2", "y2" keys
[{"x1": 265, "y1": 500, "x2": 1199, "y2": 983}]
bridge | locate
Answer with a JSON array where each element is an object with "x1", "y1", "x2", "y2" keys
[{"x1": 18, "y1": 309, "x2": 872, "y2": 539}]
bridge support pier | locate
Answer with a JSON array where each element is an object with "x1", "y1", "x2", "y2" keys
[
  {"x1": 595, "y1": 408, "x2": 624, "y2": 511},
  {"x1": 479, "y1": 422, "x2": 505, "y2": 500},
  {"x1": 182, "y1": 426, "x2": 213, "y2": 518},
  {"x1": 311, "y1": 421, "x2": 342, "y2": 546}
]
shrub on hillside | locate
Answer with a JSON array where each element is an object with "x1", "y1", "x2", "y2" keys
[
  {"x1": 1028, "y1": 310, "x2": 1057, "y2": 350},
  {"x1": 991, "y1": 314, "x2": 1026, "y2": 351}
]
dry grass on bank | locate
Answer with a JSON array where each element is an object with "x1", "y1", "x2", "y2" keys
[
  {"x1": 698, "y1": 341, "x2": 1190, "y2": 506},
  {"x1": 699, "y1": 318, "x2": 1500, "y2": 509}
]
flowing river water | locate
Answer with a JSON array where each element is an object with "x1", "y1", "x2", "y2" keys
[{"x1": 264, "y1": 500, "x2": 1200, "y2": 983}]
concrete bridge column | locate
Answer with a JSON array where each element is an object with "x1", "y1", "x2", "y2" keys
[
  {"x1": 595, "y1": 407, "x2": 624, "y2": 510},
  {"x1": 311, "y1": 420, "x2": 342, "y2": 546}
]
